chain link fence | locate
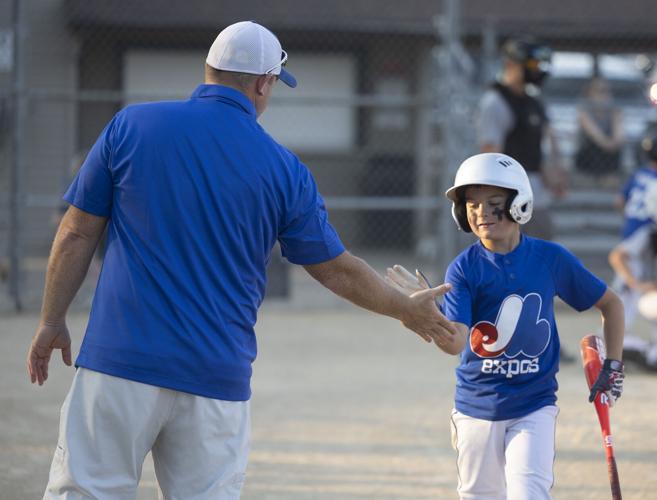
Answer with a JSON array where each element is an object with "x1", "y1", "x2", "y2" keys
[{"x1": 1, "y1": 0, "x2": 656, "y2": 310}]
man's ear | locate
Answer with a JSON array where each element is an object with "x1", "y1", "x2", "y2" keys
[{"x1": 255, "y1": 75, "x2": 270, "y2": 96}]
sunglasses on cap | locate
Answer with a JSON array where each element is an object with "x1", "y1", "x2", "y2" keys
[
  {"x1": 265, "y1": 50, "x2": 288, "y2": 75},
  {"x1": 265, "y1": 51, "x2": 297, "y2": 88}
]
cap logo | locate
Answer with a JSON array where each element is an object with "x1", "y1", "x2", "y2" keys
[{"x1": 498, "y1": 159, "x2": 513, "y2": 168}]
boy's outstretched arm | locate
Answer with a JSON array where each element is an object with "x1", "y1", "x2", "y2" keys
[
  {"x1": 594, "y1": 288, "x2": 625, "y2": 362},
  {"x1": 609, "y1": 245, "x2": 657, "y2": 293},
  {"x1": 588, "y1": 287, "x2": 625, "y2": 405},
  {"x1": 440, "y1": 322, "x2": 468, "y2": 355}
]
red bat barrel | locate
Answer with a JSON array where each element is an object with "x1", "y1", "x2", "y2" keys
[{"x1": 580, "y1": 334, "x2": 622, "y2": 500}]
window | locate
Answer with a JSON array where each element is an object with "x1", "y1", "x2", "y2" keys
[
  {"x1": 123, "y1": 50, "x2": 357, "y2": 152},
  {"x1": 259, "y1": 54, "x2": 357, "y2": 152}
]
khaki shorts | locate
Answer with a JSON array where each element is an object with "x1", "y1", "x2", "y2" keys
[{"x1": 44, "y1": 368, "x2": 250, "y2": 500}]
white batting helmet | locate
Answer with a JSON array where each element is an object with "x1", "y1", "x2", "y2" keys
[{"x1": 445, "y1": 153, "x2": 534, "y2": 232}]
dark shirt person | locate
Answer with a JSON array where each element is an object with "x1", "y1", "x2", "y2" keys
[
  {"x1": 477, "y1": 38, "x2": 573, "y2": 363},
  {"x1": 477, "y1": 38, "x2": 567, "y2": 241}
]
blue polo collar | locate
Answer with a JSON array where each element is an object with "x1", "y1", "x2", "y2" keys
[
  {"x1": 190, "y1": 84, "x2": 256, "y2": 117},
  {"x1": 478, "y1": 233, "x2": 528, "y2": 264}
]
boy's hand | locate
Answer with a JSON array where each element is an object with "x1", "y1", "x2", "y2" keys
[
  {"x1": 385, "y1": 265, "x2": 431, "y2": 295},
  {"x1": 402, "y1": 284, "x2": 457, "y2": 346},
  {"x1": 589, "y1": 359, "x2": 624, "y2": 406}
]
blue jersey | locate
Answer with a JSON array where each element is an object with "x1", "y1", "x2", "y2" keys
[
  {"x1": 442, "y1": 236, "x2": 606, "y2": 421},
  {"x1": 64, "y1": 85, "x2": 345, "y2": 401},
  {"x1": 620, "y1": 166, "x2": 657, "y2": 238}
]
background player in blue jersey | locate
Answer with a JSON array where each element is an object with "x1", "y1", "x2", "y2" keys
[
  {"x1": 387, "y1": 153, "x2": 625, "y2": 499},
  {"x1": 609, "y1": 219, "x2": 657, "y2": 369},
  {"x1": 610, "y1": 136, "x2": 657, "y2": 369},
  {"x1": 617, "y1": 134, "x2": 657, "y2": 239},
  {"x1": 25, "y1": 21, "x2": 456, "y2": 499}
]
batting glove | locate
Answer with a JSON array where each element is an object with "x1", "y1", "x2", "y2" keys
[{"x1": 589, "y1": 359, "x2": 624, "y2": 406}]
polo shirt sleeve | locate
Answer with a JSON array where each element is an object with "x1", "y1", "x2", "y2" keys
[
  {"x1": 442, "y1": 258, "x2": 473, "y2": 327},
  {"x1": 63, "y1": 116, "x2": 117, "y2": 217},
  {"x1": 552, "y1": 244, "x2": 607, "y2": 312},
  {"x1": 278, "y1": 158, "x2": 345, "y2": 265}
]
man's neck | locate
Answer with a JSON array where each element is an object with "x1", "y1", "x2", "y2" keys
[
  {"x1": 502, "y1": 75, "x2": 525, "y2": 95},
  {"x1": 205, "y1": 79, "x2": 256, "y2": 105}
]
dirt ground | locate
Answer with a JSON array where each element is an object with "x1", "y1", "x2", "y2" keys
[{"x1": 2, "y1": 303, "x2": 656, "y2": 499}]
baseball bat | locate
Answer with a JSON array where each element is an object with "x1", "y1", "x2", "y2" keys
[{"x1": 579, "y1": 335, "x2": 622, "y2": 500}]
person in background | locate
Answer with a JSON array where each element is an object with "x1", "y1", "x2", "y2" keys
[
  {"x1": 477, "y1": 37, "x2": 572, "y2": 362},
  {"x1": 477, "y1": 37, "x2": 568, "y2": 242},
  {"x1": 608, "y1": 218, "x2": 657, "y2": 370},
  {"x1": 574, "y1": 77, "x2": 624, "y2": 188},
  {"x1": 617, "y1": 134, "x2": 657, "y2": 239},
  {"x1": 610, "y1": 134, "x2": 657, "y2": 369}
]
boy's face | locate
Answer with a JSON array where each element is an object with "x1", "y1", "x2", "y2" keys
[{"x1": 464, "y1": 185, "x2": 518, "y2": 242}]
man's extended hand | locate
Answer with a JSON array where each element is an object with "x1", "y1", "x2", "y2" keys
[
  {"x1": 402, "y1": 284, "x2": 457, "y2": 345},
  {"x1": 386, "y1": 265, "x2": 457, "y2": 345},
  {"x1": 27, "y1": 322, "x2": 72, "y2": 385}
]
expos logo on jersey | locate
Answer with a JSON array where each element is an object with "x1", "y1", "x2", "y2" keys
[{"x1": 470, "y1": 293, "x2": 551, "y2": 377}]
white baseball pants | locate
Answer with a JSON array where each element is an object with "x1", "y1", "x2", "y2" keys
[
  {"x1": 44, "y1": 368, "x2": 250, "y2": 500},
  {"x1": 450, "y1": 405, "x2": 558, "y2": 500}
]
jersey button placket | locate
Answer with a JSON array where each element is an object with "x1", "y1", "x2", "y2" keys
[{"x1": 505, "y1": 259, "x2": 515, "y2": 280}]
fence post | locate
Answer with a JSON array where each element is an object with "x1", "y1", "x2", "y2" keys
[
  {"x1": 8, "y1": 0, "x2": 25, "y2": 311},
  {"x1": 432, "y1": 0, "x2": 480, "y2": 272}
]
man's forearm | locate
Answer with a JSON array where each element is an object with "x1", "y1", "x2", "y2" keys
[
  {"x1": 305, "y1": 252, "x2": 408, "y2": 321},
  {"x1": 41, "y1": 227, "x2": 100, "y2": 324}
]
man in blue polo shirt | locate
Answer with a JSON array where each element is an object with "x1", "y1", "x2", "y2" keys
[{"x1": 27, "y1": 21, "x2": 457, "y2": 499}]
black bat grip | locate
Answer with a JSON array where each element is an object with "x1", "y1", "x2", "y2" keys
[{"x1": 608, "y1": 456, "x2": 622, "y2": 500}]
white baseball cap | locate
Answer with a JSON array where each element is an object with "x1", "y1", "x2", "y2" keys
[{"x1": 206, "y1": 21, "x2": 297, "y2": 88}]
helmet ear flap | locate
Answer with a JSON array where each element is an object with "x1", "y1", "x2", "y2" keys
[
  {"x1": 504, "y1": 192, "x2": 516, "y2": 222},
  {"x1": 454, "y1": 201, "x2": 472, "y2": 233}
]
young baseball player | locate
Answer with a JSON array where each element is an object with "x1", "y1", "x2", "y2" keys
[
  {"x1": 609, "y1": 134, "x2": 657, "y2": 369},
  {"x1": 387, "y1": 152, "x2": 625, "y2": 499},
  {"x1": 617, "y1": 134, "x2": 657, "y2": 239},
  {"x1": 609, "y1": 219, "x2": 657, "y2": 369}
]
